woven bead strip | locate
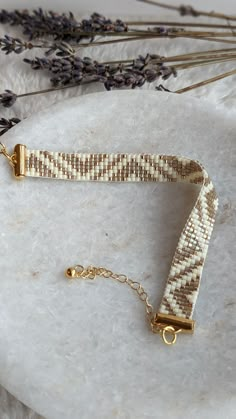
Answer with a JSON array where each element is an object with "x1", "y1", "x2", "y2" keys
[{"x1": 25, "y1": 149, "x2": 218, "y2": 319}]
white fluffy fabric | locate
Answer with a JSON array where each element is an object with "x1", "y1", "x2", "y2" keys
[{"x1": 0, "y1": 8, "x2": 235, "y2": 419}]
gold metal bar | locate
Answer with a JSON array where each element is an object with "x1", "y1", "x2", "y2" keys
[
  {"x1": 155, "y1": 312, "x2": 195, "y2": 334},
  {"x1": 14, "y1": 144, "x2": 26, "y2": 179}
]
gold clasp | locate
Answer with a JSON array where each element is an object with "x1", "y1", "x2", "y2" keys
[
  {"x1": 0, "y1": 142, "x2": 16, "y2": 168},
  {"x1": 150, "y1": 319, "x2": 181, "y2": 345},
  {"x1": 151, "y1": 313, "x2": 195, "y2": 345},
  {"x1": 65, "y1": 265, "x2": 97, "y2": 280},
  {"x1": 160, "y1": 325, "x2": 182, "y2": 345},
  {"x1": 65, "y1": 265, "x2": 84, "y2": 279},
  {"x1": 0, "y1": 143, "x2": 26, "y2": 179}
]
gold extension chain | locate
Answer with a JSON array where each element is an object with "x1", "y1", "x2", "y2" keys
[
  {"x1": 65, "y1": 264, "x2": 183, "y2": 345},
  {"x1": 66, "y1": 264, "x2": 154, "y2": 317}
]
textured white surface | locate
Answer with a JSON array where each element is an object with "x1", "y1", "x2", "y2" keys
[
  {"x1": 0, "y1": 90, "x2": 235, "y2": 419},
  {"x1": 0, "y1": 0, "x2": 236, "y2": 417}
]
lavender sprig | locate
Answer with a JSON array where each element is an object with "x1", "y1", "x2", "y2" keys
[
  {"x1": 0, "y1": 35, "x2": 33, "y2": 54},
  {"x1": 0, "y1": 55, "x2": 176, "y2": 108},
  {"x1": 137, "y1": 0, "x2": 236, "y2": 21},
  {"x1": 0, "y1": 117, "x2": 21, "y2": 136},
  {"x1": 0, "y1": 90, "x2": 17, "y2": 107},
  {"x1": 2, "y1": 65, "x2": 236, "y2": 108},
  {"x1": 0, "y1": 35, "x2": 75, "y2": 56},
  {"x1": 0, "y1": 10, "x2": 127, "y2": 40},
  {"x1": 24, "y1": 54, "x2": 177, "y2": 87},
  {"x1": 0, "y1": 28, "x2": 185, "y2": 57}
]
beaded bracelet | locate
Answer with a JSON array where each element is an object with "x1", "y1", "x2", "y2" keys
[{"x1": 0, "y1": 143, "x2": 218, "y2": 345}]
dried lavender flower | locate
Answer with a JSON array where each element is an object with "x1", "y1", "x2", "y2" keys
[
  {"x1": 0, "y1": 90, "x2": 17, "y2": 107},
  {"x1": 45, "y1": 41, "x2": 75, "y2": 57},
  {"x1": 179, "y1": 5, "x2": 200, "y2": 17},
  {"x1": 0, "y1": 9, "x2": 127, "y2": 41},
  {"x1": 0, "y1": 35, "x2": 33, "y2": 54},
  {"x1": 104, "y1": 72, "x2": 145, "y2": 90},
  {"x1": 0, "y1": 9, "x2": 22, "y2": 25},
  {"x1": 24, "y1": 54, "x2": 177, "y2": 88},
  {"x1": 161, "y1": 66, "x2": 177, "y2": 80},
  {"x1": 24, "y1": 56, "x2": 109, "y2": 85},
  {"x1": 148, "y1": 26, "x2": 186, "y2": 35},
  {"x1": 0, "y1": 35, "x2": 75, "y2": 56},
  {"x1": 0, "y1": 9, "x2": 78, "y2": 40},
  {"x1": 80, "y1": 12, "x2": 127, "y2": 34},
  {"x1": 132, "y1": 54, "x2": 161, "y2": 70},
  {"x1": 0, "y1": 117, "x2": 21, "y2": 136}
]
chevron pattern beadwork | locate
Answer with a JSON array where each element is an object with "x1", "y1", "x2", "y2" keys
[{"x1": 25, "y1": 149, "x2": 218, "y2": 319}]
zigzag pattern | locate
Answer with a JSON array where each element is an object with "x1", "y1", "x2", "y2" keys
[{"x1": 25, "y1": 149, "x2": 218, "y2": 319}]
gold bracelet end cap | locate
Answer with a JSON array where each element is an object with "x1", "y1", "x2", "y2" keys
[
  {"x1": 153, "y1": 312, "x2": 195, "y2": 334},
  {"x1": 14, "y1": 143, "x2": 26, "y2": 179}
]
